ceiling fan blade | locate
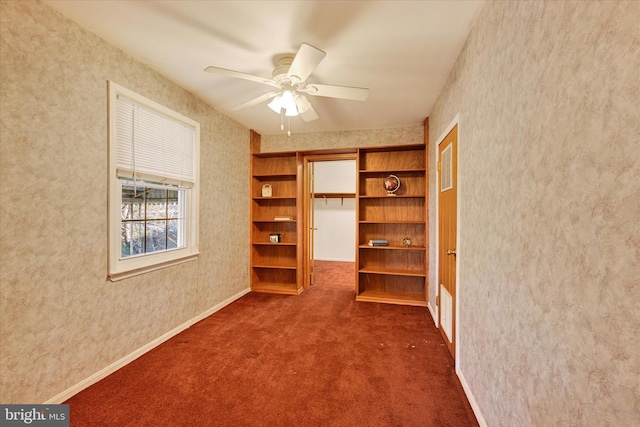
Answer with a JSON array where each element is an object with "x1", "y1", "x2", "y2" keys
[
  {"x1": 204, "y1": 66, "x2": 277, "y2": 87},
  {"x1": 287, "y1": 43, "x2": 326, "y2": 82},
  {"x1": 303, "y1": 84, "x2": 369, "y2": 101},
  {"x1": 231, "y1": 92, "x2": 279, "y2": 110},
  {"x1": 299, "y1": 104, "x2": 319, "y2": 122}
]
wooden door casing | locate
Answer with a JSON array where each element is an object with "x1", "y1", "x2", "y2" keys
[{"x1": 438, "y1": 124, "x2": 458, "y2": 360}]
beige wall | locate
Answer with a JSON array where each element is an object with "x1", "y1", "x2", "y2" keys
[
  {"x1": 428, "y1": 1, "x2": 640, "y2": 425},
  {"x1": 7, "y1": 1, "x2": 637, "y2": 422},
  {"x1": 0, "y1": 1, "x2": 251, "y2": 403},
  {"x1": 0, "y1": 1, "x2": 426, "y2": 404},
  {"x1": 260, "y1": 126, "x2": 424, "y2": 153}
]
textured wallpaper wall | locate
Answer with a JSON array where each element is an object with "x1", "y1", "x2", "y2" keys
[
  {"x1": 261, "y1": 126, "x2": 423, "y2": 152},
  {"x1": 0, "y1": 1, "x2": 250, "y2": 403},
  {"x1": 0, "y1": 1, "x2": 427, "y2": 404},
  {"x1": 428, "y1": 1, "x2": 639, "y2": 425}
]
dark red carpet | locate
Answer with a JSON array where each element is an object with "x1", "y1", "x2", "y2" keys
[
  {"x1": 65, "y1": 262, "x2": 478, "y2": 426},
  {"x1": 312, "y1": 260, "x2": 356, "y2": 288}
]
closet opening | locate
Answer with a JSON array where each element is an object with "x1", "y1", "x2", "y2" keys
[{"x1": 303, "y1": 154, "x2": 357, "y2": 293}]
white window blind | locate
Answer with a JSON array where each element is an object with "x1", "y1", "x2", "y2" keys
[{"x1": 116, "y1": 96, "x2": 196, "y2": 186}]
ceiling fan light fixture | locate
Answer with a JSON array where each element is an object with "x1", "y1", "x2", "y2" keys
[
  {"x1": 284, "y1": 108, "x2": 298, "y2": 117},
  {"x1": 268, "y1": 90, "x2": 299, "y2": 116},
  {"x1": 294, "y1": 94, "x2": 311, "y2": 114},
  {"x1": 267, "y1": 96, "x2": 282, "y2": 114},
  {"x1": 281, "y1": 90, "x2": 298, "y2": 116}
]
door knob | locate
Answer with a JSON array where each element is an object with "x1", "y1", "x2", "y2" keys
[{"x1": 447, "y1": 249, "x2": 456, "y2": 256}]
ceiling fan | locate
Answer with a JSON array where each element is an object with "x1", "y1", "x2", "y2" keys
[{"x1": 204, "y1": 43, "x2": 369, "y2": 134}]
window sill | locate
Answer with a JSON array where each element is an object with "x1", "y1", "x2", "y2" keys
[{"x1": 108, "y1": 252, "x2": 199, "y2": 282}]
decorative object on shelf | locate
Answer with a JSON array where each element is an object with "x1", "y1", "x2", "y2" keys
[
  {"x1": 402, "y1": 237, "x2": 412, "y2": 247},
  {"x1": 368, "y1": 239, "x2": 389, "y2": 246},
  {"x1": 261, "y1": 184, "x2": 272, "y2": 197},
  {"x1": 383, "y1": 174, "x2": 401, "y2": 195},
  {"x1": 269, "y1": 233, "x2": 282, "y2": 243}
]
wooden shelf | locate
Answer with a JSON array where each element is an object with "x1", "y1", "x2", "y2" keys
[
  {"x1": 252, "y1": 219, "x2": 296, "y2": 223},
  {"x1": 252, "y1": 177, "x2": 296, "y2": 199},
  {"x1": 253, "y1": 242, "x2": 297, "y2": 246},
  {"x1": 359, "y1": 244, "x2": 426, "y2": 251},
  {"x1": 359, "y1": 197, "x2": 425, "y2": 222},
  {"x1": 250, "y1": 131, "x2": 302, "y2": 295},
  {"x1": 359, "y1": 170, "x2": 425, "y2": 198},
  {"x1": 359, "y1": 220, "x2": 425, "y2": 224},
  {"x1": 358, "y1": 168, "x2": 425, "y2": 174},
  {"x1": 253, "y1": 196, "x2": 297, "y2": 201},
  {"x1": 358, "y1": 267, "x2": 426, "y2": 277},
  {"x1": 355, "y1": 290, "x2": 427, "y2": 307},
  {"x1": 253, "y1": 172, "x2": 296, "y2": 177},
  {"x1": 252, "y1": 220, "x2": 296, "y2": 245},
  {"x1": 356, "y1": 144, "x2": 428, "y2": 306},
  {"x1": 252, "y1": 264, "x2": 297, "y2": 270},
  {"x1": 359, "y1": 195, "x2": 425, "y2": 199},
  {"x1": 251, "y1": 282, "x2": 302, "y2": 296},
  {"x1": 358, "y1": 146, "x2": 426, "y2": 171},
  {"x1": 313, "y1": 192, "x2": 356, "y2": 198}
]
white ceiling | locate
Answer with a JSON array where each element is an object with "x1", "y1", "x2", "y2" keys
[{"x1": 44, "y1": 0, "x2": 485, "y2": 136}]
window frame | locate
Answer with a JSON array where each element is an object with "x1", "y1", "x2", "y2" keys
[{"x1": 108, "y1": 81, "x2": 200, "y2": 281}]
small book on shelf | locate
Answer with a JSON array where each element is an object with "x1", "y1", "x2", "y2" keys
[
  {"x1": 274, "y1": 216, "x2": 294, "y2": 221},
  {"x1": 368, "y1": 239, "x2": 389, "y2": 246}
]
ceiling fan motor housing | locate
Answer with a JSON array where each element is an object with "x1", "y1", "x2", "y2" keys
[{"x1": 272, "y1": 56, "x2": 305, "y2": 88}]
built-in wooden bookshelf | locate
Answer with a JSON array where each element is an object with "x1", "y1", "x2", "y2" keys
[
  {"x1": 356, "y1": 145, "x2": 428, "y2": 306},
  {"x1": 249, "y1": 130, "x2": 428, "y2": 304},
  {"x1": 250, "y1": 132, "x2": 302, "y2": 295}
]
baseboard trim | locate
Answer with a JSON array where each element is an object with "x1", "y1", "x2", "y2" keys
[
  {"x1": 456, "y1": 367, "x2": 488, "y2": 427},
  {"x1": 44, "y1": 287, "x2": 251, "y2": 404},
  {"x1": 427, "y1": 302, "x2": 437, "y2": 326}
]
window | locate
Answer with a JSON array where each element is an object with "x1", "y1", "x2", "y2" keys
[
  {"x1": 120, "y1": 184, "x2": 185, "y2": 257},
  {"x1": 108, "y1": 82, "x2": 199, "y2": 280}
]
